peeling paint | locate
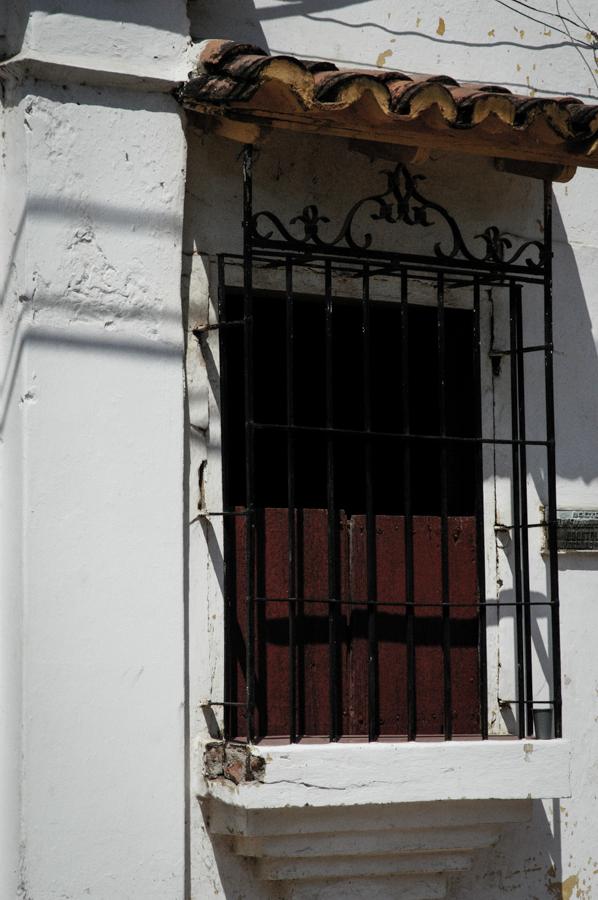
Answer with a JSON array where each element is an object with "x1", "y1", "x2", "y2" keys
[
  {"x1": 376, "y1": 49, "x2": 393, "y2": 67},
  {"x1": 436, "y1": 17, "x2": 446, "y2": 36},
  {"x1": 488, "y1": 29, "x2": 495, "y2": 38},
  {"x1": 19, "y1": 387, "x2": 36, "y2": 407},
  {"x1": 547, "y1": 868, "x2": 580, "y2": 900},
  {"x1": 523, "y1": 743, "x2": 534, "y2": 762}
]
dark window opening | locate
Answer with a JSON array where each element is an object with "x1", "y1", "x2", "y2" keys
[
  {"x1": 223, "y1": 291, "x2": 476, "y2": 516},
  {"x1": 221, "y1": 288, "x2": 481, "y2": 742}
]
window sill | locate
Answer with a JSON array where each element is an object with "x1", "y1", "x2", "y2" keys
[{"x1": 199, "y1": 738, "x2": 571, "y2": 809}]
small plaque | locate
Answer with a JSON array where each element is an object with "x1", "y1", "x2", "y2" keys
[{"x1": 556, "y1": 509, "x2": 598, "y2": 552}]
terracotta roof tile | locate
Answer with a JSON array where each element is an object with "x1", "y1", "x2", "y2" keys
[{"x1": 181, "y1": 40, "x2": 598, "y2": 170}]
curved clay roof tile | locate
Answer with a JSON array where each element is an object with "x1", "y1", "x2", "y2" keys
[
  {"x1": 415, "y1": 73, "x2": 461, "y2": 87},
  {"x1": 314, "y1": 69, "x2": 411, "y2": 103},
  {"x1": 199, "y1": 40, "x2": 268, "y2": 73},
  {"x1": 390, "y1": 81, "x2": 458, "y2": 122},
  {"x1": 305, "y1": 60, "x2": 339, "y2": 74},
  {"x1": 454, "y1": 93, "x2": 517, "y2": 127},
  {"x1": 509, "y1": 97, "x2": 572, "y2": 134},
  {"x1": 569, "y1": 104, "x2": 598, "y2": 136}
]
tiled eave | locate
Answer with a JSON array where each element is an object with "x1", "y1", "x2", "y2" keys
[{"x1": 182, "y1": 40, "x2": 598, "y2": 172}]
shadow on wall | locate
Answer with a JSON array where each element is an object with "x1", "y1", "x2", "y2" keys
[
  {"x1": 187, "y1": 0, "x2": 598, "y2": 95},
  {"x1": 188, "y1": 0, "x2": 266, "y2": 49},
  {"x1": 1, "y1": 1, "x2": 190, "y2": 59},
  {"x1": 488, "y1": 201, "x2": 598, "y2": 496},
  {"x1": 0, "y1": 0, "x2": 28, "y2": 59},
  {"x1": 0, "y1": 82, "x2": 185, "y2": 431},
  {"x1": 196, "y1": 798, "x2": 565, "y2": 899},
  {"x1": 188, "y1": 0, "x2": 583, "y2": 48},
  {"x1": 551, "y1": 206, "x2": 598, "y2": 488},
  {"x1": 450, "y1": 799, "x2": 564, "y2": 899},
  {"x1": 188, "y1": 0, "x2": 373, "y2": 48}
]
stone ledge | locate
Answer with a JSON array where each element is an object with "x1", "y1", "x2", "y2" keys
[
  {"x1": 280, "y1": 874, "x2": 449, "y2": 899},
  {"x1": 198, "y1": 738, "x2": 571, "y2": 809},
  {"x1": 206, "y1": 797, "x2": 533, "y2": 837}
]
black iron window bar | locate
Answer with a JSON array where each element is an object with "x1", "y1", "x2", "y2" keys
[{"x1": 206, "y1": 144, "x2": 562, "y2": 743}]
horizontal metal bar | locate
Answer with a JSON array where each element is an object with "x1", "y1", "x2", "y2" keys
[
  {"x1": 496, "y1": 522, "x2": 546, "y2": 530},
  {"x1": 220, "y1": 252, "x2": 546, "y2": 285},
  {"x1": 248, "y1": 240, "x2": 546, "y2": 279},
  {"x1": 490, "y1": 344, "x2": 552, "y2": 356},
  {"x1": 254, "y1": 596, "x2": 557, "y2": 608},
  {"x1": 197, "y1": 510, "x2": 249, "y2": 517},
  {"x1": 349, "y1": 263, "x2": 483, "y2": 290},
  {"x1": 202, "y1": 700, "x2": 246, "y2": 707},
  {"x1": 193, "y1": 320, "x2": 245, "y2": 335},
  {"x1": 203, "y1": 510, "x2": 555, "y2": 528},
  {"x1": 499, "y1": 699, "x2": 556, "y2": 706},
  {"x1": 498, "y1": 521, "x2": 560, "y2": 530},
  {"x1": 251, "y1": 421, "x2": 549, "y2": 447}
]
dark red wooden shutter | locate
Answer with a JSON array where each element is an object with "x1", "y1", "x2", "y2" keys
[{"x1": 232, "y1": 509, "x2": 479, "y2": 740}]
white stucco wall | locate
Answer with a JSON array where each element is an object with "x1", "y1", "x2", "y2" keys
[
  {"x1": 1, "y1": 4, "x2": 189, "y2": 898},
  {"x1": 0, "y1": 70, "x2": 28, "y2": 900},
  {"x1": 2, "y1": 1, "x2": 598, "y2": 898}
]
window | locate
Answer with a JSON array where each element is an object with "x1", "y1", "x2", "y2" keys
[{"x1": 211, "y1": 148, "x2": 562, "y2": 744}]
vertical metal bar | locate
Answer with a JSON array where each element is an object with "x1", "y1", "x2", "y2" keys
[
  {"x1": 325, "y1": 259, "x2": 340, "y2": 741},
  {"x1": 509, "y1": 279, "x2": 525, "y2": 740},
  {"x1": 218, "y1": 254, "x2": 234, "y2": 740},
  {"x1": 472, "y1": 277, "x2": 489, "y2": 739},
  {"x1": 286, "y1": 259, "x2": 298, "y2": 742},
  {"x1": 543, "y1": 179, "x2": 562, "y2": 738},
  {"x1": 296, "y1": 506, "x2": 306, "y2": 738},
  {"x1": 362, "y1": 264, "x2": 378, "y2": 741},
  {"x1": 437, "y1": 272, "x2": 452, "y2": 740},
  {"x1": 401, "y1": 270, "x2": 416, "y2": 740},
  {"x1": 515, "y1": 286, "x2": 534, "y2": 736},
  {"x1": 242, "y1": 144, "x2": 256, "y2": 742}
]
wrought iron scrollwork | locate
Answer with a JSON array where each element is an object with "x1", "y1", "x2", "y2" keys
[{"x1": 252, "y1": 163, "x2": 545, "y2": 271}]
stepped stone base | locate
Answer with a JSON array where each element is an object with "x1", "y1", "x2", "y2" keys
[{"x1": 205, "y1": 798, "x2": 532, "y2": 898}]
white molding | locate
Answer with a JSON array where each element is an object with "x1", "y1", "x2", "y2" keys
[
  {"x1": 203, "y1": 793, "x2": 536, "y2": 897},
  {"x1": 199, "y1": 738, "x2": 571, "y2": 809},
  {"x1": 0, "y1": 52, "x2": 182, "y2": 92}
]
